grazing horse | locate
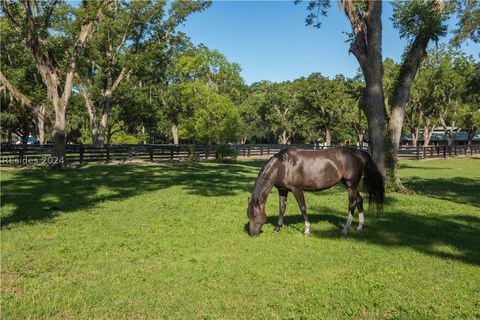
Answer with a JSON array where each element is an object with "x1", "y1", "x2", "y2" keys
[{"x1": 246, "y1": 146, "x2": 384, "y2": 237}]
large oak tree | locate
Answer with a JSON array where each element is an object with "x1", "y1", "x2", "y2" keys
[{"x1": 1, "y1": 0, "x2": 104, "y2": 160}]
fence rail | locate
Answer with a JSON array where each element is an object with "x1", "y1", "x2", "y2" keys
[{"x1": 1, "y1": 143, "x2": 479, "y2": 165}]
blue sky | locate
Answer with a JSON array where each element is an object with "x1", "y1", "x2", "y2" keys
[{"x1": 178, "y1": 1, "x2": 479, "y2": 84}]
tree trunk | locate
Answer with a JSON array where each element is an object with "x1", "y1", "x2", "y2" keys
[
  {"x1": 358, "y1": 131, "x2": 364, "y2": 146},
  {"x1": 423, "y1": 118, "x2": 436, "y2": 147},
  {"x1": 386, "y1": 36, "x2": 430, "y2": 190},
  {"x1": 79, "y1": 67, "x2": 128, "y2": 147},
  {"x1": 446, "y1": 132, "x2": 456, "y2": 146},
  {"x1": 440, "y1": 118, "x2": 457, "y2": 146},
  {"x1": 79, "y1": 83, "x2": 100, "y2": 146},
  {"x1": 97, "y1": 91, "x2": 112, "y2": 147},
  {"x1": 411, "y1": 126, "x2": 419, "y2": 147},
  {"x1": 141, "y1": 124, "x2": 146, "y2": 144},
  {"x1": 467, "y1": 127, "x2": 474, "y2": 145},
  {"x1": 36, "y1": 104, "x2": 46, "y2": 144},
  {"x1": 361, "y1": 91, "x2": 386, "y2": 176},
  {"x1": 347, "y1": 1, "x2": 386, "y2": 176},
  {"x1": 22, "y1": 130, "x2": 28, "y2": 146},
  {"x1": 325, "y1": 128, "x2": 332, "y2": 146},
  {"x1": 45, "y1": 74, "x2": 67, "y2": 161},
  {"x1": 52, "y1": 108, "x2": 66, "y2": 161},
  {"x1": 171, "y1": 123, "x2": 179, "y2": 145},
  {"x1": 357, "y1": 109, "x2": 365, "y2": 146},
  {"x1": 279, "y1": 129, "x2": 288, "y2": 144},
  {"x1": 384, "y1": 0, "x2": 445, "y2": 189}
]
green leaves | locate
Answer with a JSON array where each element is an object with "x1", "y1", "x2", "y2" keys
[
  {"x1": 179, "y1": 82, "x2": 241, "y2": 145},
  {"x1": 451, "y1": 0, "x2": 480, "y2": 45},
  {"x1": 391, "y1": 0, "x2": 451, "y2": 42},
  {"x1": 295, "y1": 0, "x2": 331, "y2": 28},
  {"x1": 407, "y1": 45, "x2": 478, "y2": 139}
]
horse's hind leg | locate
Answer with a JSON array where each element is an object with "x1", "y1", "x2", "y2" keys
[
  {"x1": 292, "y1": 188, "x2": 310, "y2": 236},
  {"x1": 356, "y1": 190, "x2": 364, "y2": 231},
  {"x1": 341, "y1": 187, "x2": 358, "y2": 236},
  {"x1": 274, "y1": 188, "x2": 288, "y2": 233}
]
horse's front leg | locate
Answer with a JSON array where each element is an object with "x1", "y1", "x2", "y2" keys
[
  {"x1": 292, "y1": 188, "x2": 310, "y2": 236},
  {"x1": 274, "y1": 188, "x2": 288, "y2": 233}
]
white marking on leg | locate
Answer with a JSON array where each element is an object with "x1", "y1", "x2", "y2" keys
[
  {"x1": 357, "y1": 212, "x2": 364, "y2": 231},
  {"x1": 305, "y1": 221, "x2": 310, "y2": 235},
  {"x1": 341, "y1": 213, "x2": 353, "y2": 236}
]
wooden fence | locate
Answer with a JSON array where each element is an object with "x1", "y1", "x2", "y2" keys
[{"x1": 1, "y1": 143, "x2": 479, "y2": 165}]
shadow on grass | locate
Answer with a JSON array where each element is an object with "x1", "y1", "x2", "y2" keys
[
  {"x1": 404, "y1": 177, "x2": 480, "y2": 208},
  {"x1": 3, "y1": 159, "x2": 480, "y2": 266},
  {"x1": 1, "y1": 162, "x2": 260, "y2": 228},
  {"x1": 264, "y1": 202, "x2": 480, "y2": 266},
  {"x1": 399, "y1": 164, "x2": 450, "y2": 170}
]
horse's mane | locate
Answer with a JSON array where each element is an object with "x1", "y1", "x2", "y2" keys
[
  {"x1": 251, "y1": 156, "x2": 277, "y2": 204},
  {"x1": 273, "y1": 148, "x2": 291, "y2": 161},
  {"x1": 251, "y1": 148, "x2": 296, "y2": 204}
]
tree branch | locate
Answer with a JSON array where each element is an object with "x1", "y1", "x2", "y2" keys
[
  {"x1": 110, "y1": 67, "x2": 131, "y2": 93},
  {"x1": 61, "y1": 6, "x2": 103, "y2": 104},
  {"x1": 0, "y1": 70, "x2": 32, "y2": 108},
  {"x1": 113, "y1": 19, "x2": 132, "y2": 63},
  {"x1": 43, "y1": 1, "x2": 59, "y2": 34},
  {"x1": 0, "y1": 70, "x2": 45, "y2": 124},
  {"x1": 339, "y1": 0, "x2": 362, "y2": 35},
  {"x1": 391, "y1": 35, "x2": 429, "y2": 110},
  {"x1": 1, "y1": 2, "x2": 24, "y2": 36},
  {"x1": 78, "y1": 79, "x2": 98, "y2": 126}
]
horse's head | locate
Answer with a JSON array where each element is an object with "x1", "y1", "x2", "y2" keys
[{"x1": 246, "y1": 197, "x2": 267, "y2": 237}]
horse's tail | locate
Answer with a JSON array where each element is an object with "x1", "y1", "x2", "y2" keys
[{"x1": 361, "y1": 150, "x2": 385, "y2": 214}]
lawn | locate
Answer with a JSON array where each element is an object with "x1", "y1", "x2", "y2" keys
[{"x1": 1, "y1": 157, "x2": 479, "y2": 319}]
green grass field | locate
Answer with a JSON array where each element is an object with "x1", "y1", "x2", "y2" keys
[{"x1": 1, "y1": 157, "x2": 480, "y2": 319}]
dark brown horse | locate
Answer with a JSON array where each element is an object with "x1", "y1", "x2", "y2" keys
[{"x1": 246, "y1": 146, "x2": 384, "y2": 236}]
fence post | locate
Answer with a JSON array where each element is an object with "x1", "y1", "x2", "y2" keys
[
  {"x1": 416, "y1": 146, "x2": 420, "y2": 160},
  {"x1": 149, "y1": 146, "x2": 154, "y2": 161},
  {"x1": 205, "y1": 146, "x2": 209, "y2": 160},
  {"x1": 19, "y1": 146, "x2": 24, "y2": 164},
  {"x1": 260, "y1": 145, "x2": 263, "y2": 156},
  {"x1": 79, "y1": 145, "x2": 84, "y2": 163},
  {"x1": 247, "y1": 145, "x2": 251, "y2": 157},
  {"x1": 170, "y1": 146, "x2": 174, "y2": 160},
  {"x1": 454, "y1": 145, "x2": 457, "y2": 156},
  {"x1": 443, "y1": 146, "x2": 446, "y2": 158}
]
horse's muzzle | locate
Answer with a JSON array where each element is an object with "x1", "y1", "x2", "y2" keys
[{"x1": 249, "y1": 221, "x2": 262, "y2": 237}]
